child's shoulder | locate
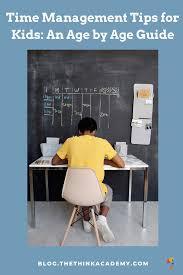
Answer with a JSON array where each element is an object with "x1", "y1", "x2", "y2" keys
[
  {"x1": 64, "y1": 136, "x2": 77, "y2": 143},
  {"x1": 94, "y1": 136, "x2": 108, "y2": 144}
]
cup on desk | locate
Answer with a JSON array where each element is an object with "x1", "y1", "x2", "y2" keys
[
  {"x1": 40, "y1": 143, "x2": 62, "y2": 157},
  {"x1": 114, "y1": 143, "x2": 128, "y2": 160}
]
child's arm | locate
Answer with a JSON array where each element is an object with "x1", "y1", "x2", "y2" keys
[
  {"x1": 104, "y1": 154, "x2": 125, "y2": 168},
  {"x1": 52, "y1": 138, "x2": 69, "y2": 165},
  {"x1": 51, "y1": 154, "x2": 68, "y2": 165}
]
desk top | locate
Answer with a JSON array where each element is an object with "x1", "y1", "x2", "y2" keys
[{"x1": 29, "y1": 155, "x2": 148, "y2": 170}]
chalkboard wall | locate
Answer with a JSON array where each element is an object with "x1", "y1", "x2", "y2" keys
[{"x1": 28, "y1": 50, "x2": 158, "y2": 201}]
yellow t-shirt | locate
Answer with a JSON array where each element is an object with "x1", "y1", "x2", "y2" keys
[{"x1": 56, "y1": 135, "x2": 117, "y2": 194}]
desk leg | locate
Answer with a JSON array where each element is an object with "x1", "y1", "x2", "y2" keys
[
  {"x1": 45, "y1": 169, "x2": 49, "y2": 201},
  {"x1": 142, "y1": 167, "x2": 148, "y2": 228},
  {"x1": 29, "y1": 168, "x2": 35, "y2": 228},
  {"x1": 128, "y1": 169, "x2": 133, "y2": 202}
]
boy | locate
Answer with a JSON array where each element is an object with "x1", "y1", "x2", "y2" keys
[{"x1": 52, "y1": 117, "x2": 125, "y2": 242}]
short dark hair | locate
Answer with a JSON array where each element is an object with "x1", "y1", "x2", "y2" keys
[{"x1": 78, "y1": 117, "x2": 97, "y2": 133}]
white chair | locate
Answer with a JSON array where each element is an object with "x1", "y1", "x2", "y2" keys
[{"x1": 60, "y1": 167, "x2": 105, "y2": 246}]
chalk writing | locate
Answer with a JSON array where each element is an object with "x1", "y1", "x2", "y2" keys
[{"x1": 43, "y1": 84, "x2": 120, "y2": 128}]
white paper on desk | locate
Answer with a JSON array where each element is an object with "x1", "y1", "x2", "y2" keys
[{"x1": 46, "y1": 137, "x2": 59, "y2": 144}]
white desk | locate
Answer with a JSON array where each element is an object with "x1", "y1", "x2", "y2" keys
[{"x1": 29, "y1": 155, "x2": 148, "y2": 228}]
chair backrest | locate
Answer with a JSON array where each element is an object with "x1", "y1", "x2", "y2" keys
[{"x1": 62, "y1": 168, "x2": 105, "y2": 206}]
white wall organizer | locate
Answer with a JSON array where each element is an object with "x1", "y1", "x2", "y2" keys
[{"x1": 131, "y1": 84, "x2": 154, "y2": 145}]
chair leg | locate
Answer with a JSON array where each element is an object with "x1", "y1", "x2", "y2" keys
[
  {"x1": 95, "y1": 204, "x2": 100, "y2": 214},
  {"x1": 91, "y1": 207, "x2": 101, "y2": 246},
  {"x1": 60, "y1": 206, "x2": 77, "y2": 246},
  {"x1": 71, "y1": 206, "x2": 80, "y2": 226}
]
